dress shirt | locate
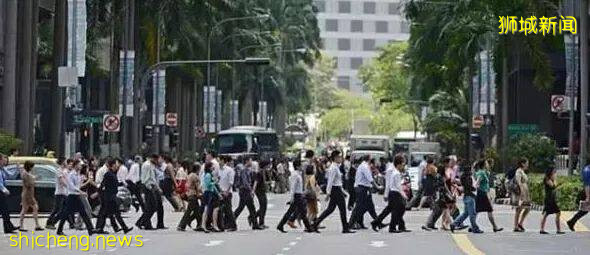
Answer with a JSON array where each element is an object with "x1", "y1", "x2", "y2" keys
[
  {"x1": 218, "y1": 165, "x2": 235, "y2": 193},
  {"x1": 156, "y1": 163, "x2": 166, "y2": 182},
  {"x1": 0, "y1": 166, "x2": 8, "y2": 194},
  {"x1": 290, "y1": 171, "x2": 303, "y2": 198},
  {"x1": 140, "y1": 161, "x2": 158, "y2": 188},
  {"x1": 384, "y1": 163, "x2": 394, "y2": 197},
  {"x1": 65, "y1": 170, "x2": 82, "y2": 195},
  {"x1": 117, "y1": 165, "x2": 128, "y2": 184},
  {"x1": 354, "y1": 161, "x2": 373, "y2": 188},
  {"x1": 235, "y1": 164, "x2": 252, "y2": 192},
  {"x1": 54, "y1": 167, "x2": 68, "y2": 195},
  {"x1": 326, "y1": 162, "x2": 343, "y2": 194},
  {"x1": 389, "y1": 167, "x2": 403, "y2": 193},
  {"x1": 126, "y1": 163, "x2": 140, "y2": 183},
  {"x1": 95, "y1": 165, "x2": 108, "y2": 187}
]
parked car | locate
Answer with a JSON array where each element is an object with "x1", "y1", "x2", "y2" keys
[{"x1": 4, "y1": 156, "x2": 131, "y2": 213}]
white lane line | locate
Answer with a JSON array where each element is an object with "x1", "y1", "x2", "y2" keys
[
  {"x1": 369, "y1": 241, "x2": 387, "y2": 248},
  {"x1": 289, "y1": 241, "x2": 297, "y2": 246},
  {"x1": 268, "y1": 204, "x2": 275, "y2": 209},
  {"x1": 282, "y1": 247, "x2": 291, "y2": 251},
  {"x1": 143, "y1": 238, "x2": 151, "y2": 242},
  {"x1": 204, "y1": 240, "x2": 224, "y2": 247},
  {"x1": 295, "y1": 236, "x2": 302, "y2": 240},
  {"x1": 106, "y1": 248, "x2": 117, "y2": 252}
]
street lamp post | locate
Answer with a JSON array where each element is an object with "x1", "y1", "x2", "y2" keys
[
  {"x1": 207, "y1": 14, "x2": 270, "y2": 133},
  {"x1": 142, "y1": 58, "x2": 270, "y2": 153}
]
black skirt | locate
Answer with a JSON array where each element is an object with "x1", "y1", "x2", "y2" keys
[{"x1": 475, "y1": 190, "x2": 493, "y2": 213}]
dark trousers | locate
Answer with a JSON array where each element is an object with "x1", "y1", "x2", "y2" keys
[
  {"x1": 155, "y1": 189, "x2": 165, "y2": 228},
  {"x1": 160, "y1": 180, "x2": 179, "y2": 211},
  {"x1": 178, "y1": 195, "x2": 202, "y2": 230},
  {"x1": 96, "y1": 198, "x2": 128, "y2": 231},
  {"x1": 46, "y1": 194, "x2": 73, "y2": 227},
  {"x1": 314, "y1": 187, "x2": 348, "y2": 231},
  {"x1": 569, "y1": 210, "x2": 588, "y2": 225},
  {"x1": 220, "y1": 193, "x2": 236, "y2": 229},
  {"x1": 57, "y1": 195, "x2": 93, "y2": 235},
  {"x1": 278, "y1": 194, "x2": 311, "y2": 230},
  {"x1": 234, "y1": 190, "x2": 258, "y2": 227},
  {"x1": 126, "y1": 181, "x2": 145, "y2": 210},
  {"x1": 390, "y1": 191, "x2": 406, "y2": 231},
  {"x1": 426, "y1": 201, "x2": 443, "y2": 228},
  {"x1": 255, "y1": 191, "x2": 267, "y2": 226},
  {"x1": 350, "y1": 186, "x2": 377, "y2": 226},
  {"x1": 136, "y1": 187, "x2": 157, "y2": 229},
  {"x1": 407, "y1": 186, "x2": 423, "y2": 209},
  {"x1": 346, "y1": 183, "x2": 356, "y2": 209},
  {"x1": 0, "y1": 194, "x2": 16, "y2": 233}
]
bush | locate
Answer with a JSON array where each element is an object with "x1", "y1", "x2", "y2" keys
[
  {"x1": 484, "y1": 147, "x2": 501, "y2": 173},
  {"x1": 507, "y1": 134, "x2": 557, "y2": 173},
  {"x1": 529, "y1": 174, "x2": 583, "y2": 211},
  {"x1": 0, "y1": 131, "x2": 22, "y2": 155}
]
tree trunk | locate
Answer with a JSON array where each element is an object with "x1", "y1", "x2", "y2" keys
[
  {"x1": 49, "y1": 0, "x2": 67, "y2": 156},
  {"x1": 16, "y1": 0, "x2": 35, "y2": 154},
  {"x1": 1, "y1": 0, "x2": 18, "y2": 135}
]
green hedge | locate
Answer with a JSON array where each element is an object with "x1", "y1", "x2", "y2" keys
[
  {"x1": 0, "y1": 131, "x2": 22, "y2": 155},
  {"x1": 507, "y1": 134, "x2": 558, "y2": 173},
  {"x1": 529, "y1": 174, "x2": 583, "y2": 211}
]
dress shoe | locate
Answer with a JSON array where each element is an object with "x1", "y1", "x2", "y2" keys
[
  {"x1": 287, "y1": 221, "x2": 298, "y2": 229},
  {"x1": 342, "y1": 229, "x2": 356, "y2": 234},
  {"x1": 388, "y1": 229, "x2": 400, "y2": 233},
  {"x1": 371, "y1": 221, "x2": 381, "y2": 232},
  {"x1": 493, "y1": 228, "x2": 504, "y2": 233},
  {"x1": 95, "y1": 230, "x2": 110, "y2": 235},
  {"x1": 277, "y1": 226, "x2": 287, "y2": 233},
  {"x1": 472, "y1": 229, "x2": 484, "y2": 234},
  {"x1": 540, "y1": 230, "x2": 549, "y2": 234},
  {"x1": 194, "y1": 227, "x2": 205, "y2": 232},
  {"x1": 123, "y1": 227, "x2": 134, "y2": 234},
  {"x1": 56, "y1": 232, "x2": 67, "y2": 236},
  {"x1": 399, "y1": 229, "x2": 411, "y2": 233},
  {"x1": 566, "y1": 220, "x2": 575, "y2": 232},
  {"x1": 45, "y1": 225, "x2": 56, "y2": 230},
  {"x1": 157, "y1": 226, "x2": 168, "y2": 230},
  {"x1": 421, "y1": 226, "x2": 432, "y2": 231},
  {"x1": 556, "y1": 231, "x2": 565, "y2": 235},
  {"x1": 177, "y1": 227, "x2": 186, "y2": 232}
]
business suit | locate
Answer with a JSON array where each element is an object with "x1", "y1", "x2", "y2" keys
[{"x1": 95, "y1": 171, "x2": 131, "y2": 233}]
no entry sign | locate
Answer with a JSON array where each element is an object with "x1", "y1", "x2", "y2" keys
[
  {"x1": 103, "y1": 114, "x2": 120, "y2": 132},
  {"x1": 166, "y1": 113, "x2": 178, "y2": 127}
]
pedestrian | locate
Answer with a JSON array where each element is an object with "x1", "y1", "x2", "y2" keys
[
  {"x1": 253, "y1": 160, "x2": 268, "y2": 229},
  {"x1": 349, "y1": 155, "x2": 379, "y2": 229},
  {"x1": 514, "y1": 158, "x2": 531, "y2": 232},
  {"x1": 126, "y1": 156, "x2": 145, "y2": 212},
  {"x1": 176, "y1": 161, "x2": 189, "y2": 205},
  {"x1": 218, "y1": 156, "x2": 237, "y2": 231},
  {"x1": 313, "y1": 150, "x2": 355, "y2": 234},
  {"x1": 95, "y1": 159, "x2": 133, "y2": 234},
  {"x1": 177, "y1": 163, "x2": 203, "y2": 231},
  {"x1": 136, "y1": 154, "x2": 160, "y2": 230},
  {"x1": 233, "y1": 157, "x2": 262, "y2": 230},
  {"x1": 475, "y1": 159, "x2": 503, "y2": 232},
  {"x1": 407, "y1": 155, "x2": 431, "y2": 210},
  {"x1": 0, "y1": 153, "x2": 18, "y2": 234},
  {"x1": 346, "y1": 157, "x2": 357, "y2": 211},
  {"x1": 421, "y1": 162, "x2": 446, "y2": 231},
  {"x1": 277, "y1": 159, "x2": 316, "y2": 233},
  {"x1": 46, "y1": 157, "x2": 73, "y2": 230},
  {"x1": 441, "y1": 157, "x2": 457, "y2": 231},
  {"x1": 418, "y1": 161, "x2": 437, "y2": 210},
  {"x1": 274, "y1": 159, "x2": 288, "y2": 194},
  {"x1": 540, "y1": 168, "x2": 564, "y2": 234},
  {"x1": 56, "y1": 159, "x2": 95, "y2": 236},
  {"x1": 567, "y1": 160, "x2": 590, "y2": 231},
  {"x1": 18, "y1": 161, "x2": 43, "y2": 231},
  {"x1": 304, "y1": 163, "x2": 321, "y2": 222},
  {"x1": 201, "y1": 162, "x2": 222, "y2": 232},
  {"x1": 160, "y1": 155, "x2": 180, "y2": 212},
  {"x1": 450, "y1": 162, "x2": 482, "y2": 234},
  {"x1": 372, "y1": 155, "x2": 410, "y2": 233}
]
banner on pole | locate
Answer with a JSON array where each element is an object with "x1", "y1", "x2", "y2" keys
[{"x1": 118, "y1": 50, "x2": 135, "y2": 117}]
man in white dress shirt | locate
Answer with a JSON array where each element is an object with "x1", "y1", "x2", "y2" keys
[
  {"x1": 277, "y1": 159, "x2": 316, "y2": 233},
  {"x1": 349, "y1": 155, "x2": 379, "y2": 229},
  {"x1": 218, "y1": 156, "x2": 237, "y2": 231},
  {"x1": 371, "y1": 154, "x2": 410, "y2": 233}
]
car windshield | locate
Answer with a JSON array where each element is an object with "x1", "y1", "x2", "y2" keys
[
  {"x1": 3, "y1": 164, "x2": 56, "y2": 181},
  {"x1": 217, "y1": 134, "x2": 249, "y2": 154},
  {"x1": 255, "y1": 133, "x2": 279, "y2": 152}
]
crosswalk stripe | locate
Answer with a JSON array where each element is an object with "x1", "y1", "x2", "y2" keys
[
  {"x1": 451, "y1": 234, "x2": 485, "y2": 255},
  {"x1": 560, "y1": 211, "x2": 589, "y2": 232}
]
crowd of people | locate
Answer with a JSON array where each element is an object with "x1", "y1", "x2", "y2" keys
[{"x1": 1, "y1": 150, "x2": 590, "y2": 236}]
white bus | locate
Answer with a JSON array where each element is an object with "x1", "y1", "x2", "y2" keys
[{"x1": 215, "y1": 126, "x2": 280, "y2": 161}]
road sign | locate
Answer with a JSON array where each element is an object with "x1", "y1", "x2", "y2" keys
[
  {"x1": 166, "y1": 113, "x2": 178, "y2": 127},
  {"x1": 195, "y1": 126, "x2": 206, "y2": 138},
  {"x1": 103, "y1": 114, "x2": 120, "y2": 132},
  {"x1": 508, "y1": 124, "x2": 539, "y2": 138},
  {"x1": 472, "y1": 115, "x2": 484, "y2": 129},
  {"x1": 551, "y1": 95, "x2": 576, "y2": 112}
]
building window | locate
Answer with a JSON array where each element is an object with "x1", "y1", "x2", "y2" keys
[
  {"x1": 363, "y1": 39, "x2": 376, "y2": 51},
  {"x1": 350, "y1": 57, "x2": 363, "y2": 70},
  {"x1": 338, "y1": 1, "x2": 351, "y2": 13},
  {"x1": 363, "y1": 2, "x2": 376, "y2": 14},
  {"x1": 314, "y1": 0, "x2": 326, "y2": 12},
  {"x1": 338, "y1": 38, "x2": 351, "y2": 50},
  {"x1": 337, "y1": 76, "x2": 350, "y2": 90},
  {"x1": 351, "y1": 20, "x2": 363, "y2": 32},
  {"x1": 326, "y1": 19, "x2": 339, "y2": 32},
  {"x1": 401, "y1": 21, "x2": 411, "y2": 33},
  {"x1": 389, "y1": 3, "x2": 401, "y2": 15},
  {"x1": 334, "y1": 57, "x2": 339, "y2": 68},
  {"x1": 376, "y1": 21, "x2": 389, "y2": 33}
]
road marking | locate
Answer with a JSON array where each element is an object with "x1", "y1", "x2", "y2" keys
[
  {"x1": 282, "y1": 247, "x2": 291, "y2": 251},
  {"x1": 106, "y1": 248, "x2": 117, "y2": 252},
  {"x1": 204, "y1": 240, "x2": 224, "y2": 247},
  {"x1": 295, "y1": 236, "x2": 302, "y2": 240},
  {"x1": 289, "y1": 241, "x2": 297, "y2": 246},
  {"x1": 268, "y1": 203, "x2": 275, "y2": 209},
  {"x1": 560, "y1": 211, "x2": 589, "y2": 232},
  {"x1": 451, "y1": 234, "x2": 485, "y2": 255},
  {"x1": 369, "y1": 241, "x2": 387, "y2": 248}
]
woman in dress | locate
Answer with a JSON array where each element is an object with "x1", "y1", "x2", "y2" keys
[
  {"x1": 441, "y1": 157, "x2": 457, "y2": 231},
  {"x1": 514, "y1": 158, "x2": 531, "y2": 232},
  {"x1": 540, "y1": 168, "x2": 564, "y2": 234},
  {"x1": 175, "y1": 161, "x2": 189, "y2": 207},
  {"x1": 304, "y1": 164, "x2": 321, "y2": 222},
  {"x1": 474, "y1": 160, "x2": 503, "y2": 232},
  {"x1": 19, "y1": 161, "x2": 43, "y2": 231}
]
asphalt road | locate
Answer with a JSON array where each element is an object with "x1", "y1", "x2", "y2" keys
[{"x1": 2, "y1": 193, "x2": 589, "y2": 255}]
